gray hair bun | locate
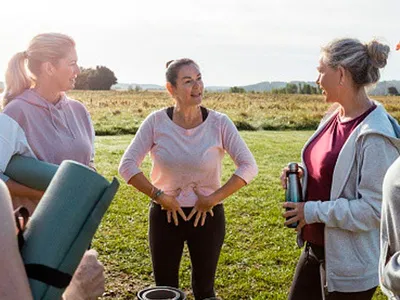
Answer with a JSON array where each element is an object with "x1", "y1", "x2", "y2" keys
[{"x1": 366, "y1": 40, "x2": 390, "y2": 69}]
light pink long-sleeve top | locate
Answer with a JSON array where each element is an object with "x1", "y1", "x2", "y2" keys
[{"x1": 119, "y1": 108, "x2": 258, "y2": 207}]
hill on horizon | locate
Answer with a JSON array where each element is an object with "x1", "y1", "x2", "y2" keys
[{"x1": 1, "y1": 80, "x2": 399, "y2": 95}]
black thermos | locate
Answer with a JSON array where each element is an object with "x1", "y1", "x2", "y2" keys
[{"x1": 285, "y1": 162, "x2": 303, "y2": 228}]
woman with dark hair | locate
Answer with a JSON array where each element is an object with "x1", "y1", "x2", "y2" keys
[
  {"x1": 119, "y1": 58, "x2": 258, "y2": 299},
  {"x1": 281, "y1": 38, "x2": 400, "y2": 299}
]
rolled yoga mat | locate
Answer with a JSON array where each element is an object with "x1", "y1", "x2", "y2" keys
[
  {"x1": 19, "y1": 159, "x2": 119, "y2": 300},
  {"x1": 137, "y1": 286, "x2": 187, "y2": 300},
  {"x1": 4, "y1": 155, "x2": 58, "y2": 191}
]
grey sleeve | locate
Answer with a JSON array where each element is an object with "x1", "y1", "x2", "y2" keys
[
  {"x1": 382, "y1": 252, "x2": 400, "y2": 294},
  {"x1": 381, "y1": 157, "x2": 400, "y2": 295}
]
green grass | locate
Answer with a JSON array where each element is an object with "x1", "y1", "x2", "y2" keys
[
  {"x1": 93, "y1": 131, "x2": 386, "y2": 299},
  {"x1": 65, "y1": 90, "x2": 400, "y2": 135}
]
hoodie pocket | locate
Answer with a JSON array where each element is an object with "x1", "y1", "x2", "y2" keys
[{"x1": 329, "y1": 230, "x2": 368, "y2": 277}]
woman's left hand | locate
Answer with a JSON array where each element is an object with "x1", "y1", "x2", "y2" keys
[
  {"x1": 187, "y1": 188, "x2": 217, "y2": 227},
  {"x1": 282, "y1": 202, "x2": 306, "y2": 232}
]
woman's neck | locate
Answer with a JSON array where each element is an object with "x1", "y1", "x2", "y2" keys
[
  {"x1": 33, "y1": 83, "x2": 62, "y2": 104},
  {"x1": 338, "y1": 88, "x2": 373, "y2": 121},
  {"x1": 173, "y1": 104, "x2": 203, "y2": 129}
]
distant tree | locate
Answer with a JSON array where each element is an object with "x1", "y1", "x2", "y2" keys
[
  {"x1": 74, "y1": 66, "x2": 117, "y2": 90},
  {"x1": 135, "y1": 85, "x2": 143, "y2": 92},
  {"x1": 229, "y1": 86, "x2": 246, "y2": 93},
  {"x1": 388, "y1": 86, "x2": 399, "y2": 96},
  {"x1": 87, "y1": 66, "x2": 117, "y2": 90},
  {"x1": 74, "y1": 67, "x2": 92, "y2": 90},
  {"x1": 303, "y1": 84, "x2": 312, "y2": 94},
  {"x1": 285, "y1": 83, "x2": 298, "y2": 94}
]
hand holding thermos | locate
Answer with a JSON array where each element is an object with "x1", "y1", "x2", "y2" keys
[{"x1": 281, "y1": 163, "x2": 306, "y2": 231}]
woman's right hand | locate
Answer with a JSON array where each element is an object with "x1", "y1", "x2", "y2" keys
[
  {"x1": 280, "y1": 165, "x2": 304, "y2": 189},
  {"x1": 157, "y1": 193, "x2": 187, "y2": 226}
]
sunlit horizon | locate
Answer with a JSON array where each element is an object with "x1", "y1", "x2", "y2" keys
[{"x1": 1, "y1": 0, "x2": 399, "y2": 86}]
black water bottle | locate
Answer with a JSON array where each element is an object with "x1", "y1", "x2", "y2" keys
[{"x1": 285, "y1": 162, "x2": 303, "y2": 228}]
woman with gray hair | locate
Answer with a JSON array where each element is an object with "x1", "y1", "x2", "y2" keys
[{"x1": 280, "y1": 38, "x2": 400, "y2": 299}]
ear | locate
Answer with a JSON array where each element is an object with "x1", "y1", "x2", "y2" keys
[
  {"x1": 41, "y1": 61, "x2": 56, "y2": 76},
  {"x1": 166, "y1": 82, "x2": 175, "y2": 96},
  {"x1": 337, "y1": 65, "x2": 346, "y2": 86}
]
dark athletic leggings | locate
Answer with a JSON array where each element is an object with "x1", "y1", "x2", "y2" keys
[
  {"x1": 149, "y1": 203, "x2": 225, "y2": 300},
  {"x1": 289, "y1": 242, "x2": 377, "y2": 300}
]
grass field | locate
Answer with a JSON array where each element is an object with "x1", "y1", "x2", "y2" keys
[
  {"x1": 68, "y1": 90, "x2": 400, "y2": 135},
  {"x1": 93, "y1": 131, "x2": 387, "y2": 299}
]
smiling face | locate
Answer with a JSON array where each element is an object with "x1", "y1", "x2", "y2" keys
[
  {"x1": 51, "y1": 47, "x2": 80, "y2": 92},
  {"x1": 316, "y1": 56, "x2": 341, "y2": 103},
  {"x1": 168, "y1": 63, "x2": 204, "y2": 106}
]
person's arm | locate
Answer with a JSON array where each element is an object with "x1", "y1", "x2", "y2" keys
[
  {"x1": 118, "y1": 113, "x2": 155, "y2": 184},
  {"x1": 62, "y1": 250, "x2": 105, "y2": 300},
  {"x1": 382, "y1": 252, "x2": 400, "y2": 294},
  {"x1": 0, "y1": 181, "x2": 33, "y2": 300},
  {"x1": 128, "y1": 172, "x2": 187, "y2": 225},
  {"x1": 380, "y1": 158, "x2": 400, "y2": 295},
  {"x1": 188, "y1": 115, "x2": 258, "y2": 226},
  {"x1": 86, "y1": 110, "x2": 96, "y2": 171},
  {"x1": 303, "y1": 135, "x2": 398, "y2": 232},
  {"x1": 5, "y1": 179, "x2": 44, "y2": 200}
]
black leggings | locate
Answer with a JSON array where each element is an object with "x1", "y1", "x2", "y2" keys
[
  {"x1": 149, "y1": 203, "x2": 225, "y2": 300},
  {"x1": 289, "y1": 243, "x2": 377, "y2": 300}
]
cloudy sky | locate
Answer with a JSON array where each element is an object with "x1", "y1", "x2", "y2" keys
[{"x1": 0, "y1": 0, "x2": 399, "y2": 86}]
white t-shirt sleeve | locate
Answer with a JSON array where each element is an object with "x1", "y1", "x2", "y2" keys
[{"x1": 0, "y1": 113, "x2": 36, "y2": 182}]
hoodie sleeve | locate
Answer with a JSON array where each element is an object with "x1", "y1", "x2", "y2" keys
[
  {"x1": 304, "y1": 134, "x2": 399, "y2": 232},
  {"x1": 0, "y1": 113, "x2": 36, "y2": 182},
  {"x1": 380, "y1": 157, "x2": 400, "y2": 296}
]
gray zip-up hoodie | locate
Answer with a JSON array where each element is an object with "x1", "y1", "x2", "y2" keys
[{"x1": 299, "y1": 103, "x2": 400, "y2": 293}]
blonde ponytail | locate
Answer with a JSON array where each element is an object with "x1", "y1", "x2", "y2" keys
[
  {"x1": 2, "y1": 52, "x2": 32, "y2": 108},
  {"x1": 1, "y1": 33, "x2": 75, "y2": 108}
]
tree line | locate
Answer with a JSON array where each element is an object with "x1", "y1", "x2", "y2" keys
[{"x1": 229, "y1": 83, "x2": 322, "y2": 94}]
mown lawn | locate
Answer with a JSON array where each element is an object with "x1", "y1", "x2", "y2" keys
[{"x1": 93, "y1": 131, "x2": 386, "y2": 299}]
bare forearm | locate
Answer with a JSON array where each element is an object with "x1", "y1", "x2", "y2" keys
[
  {"x1": 127, "y1": 172, "x2": 156, "y2": 198},
  {"x1": 210, "y1": 174, "x2": 246, "y2": 205}
]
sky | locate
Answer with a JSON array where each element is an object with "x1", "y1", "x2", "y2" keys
[{"x1": 0, "y1": 0, "x2": 399, "y2": 86}]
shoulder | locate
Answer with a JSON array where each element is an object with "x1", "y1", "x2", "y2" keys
[
  {"x1": 64, "y1": 96, "x2": 89, "y2": 114},
  {"x1": 145, "y1": 108, "x2": 167, "y2": 122},
  {"x1": 2, "y1": 98, "x2": 30, "y2": 118},
  {"x1": 207, "y1": 109, "x2": 232, "y2": 124}
]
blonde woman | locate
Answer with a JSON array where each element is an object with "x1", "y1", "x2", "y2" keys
[{"x1": 0, "y1": 33, "x2": 95, "y2": 214}]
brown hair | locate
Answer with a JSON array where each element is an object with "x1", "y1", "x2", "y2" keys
[{"x1": 165, "y1": 58, "x2": 199, "y2": 86}]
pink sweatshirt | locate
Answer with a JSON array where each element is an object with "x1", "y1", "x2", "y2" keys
[
  {"x1": 0, "y1": 89, "x2": 94, "y2": 172},
  {"x1": 0, "y1": 89, "x2": 95, "y2": 213},
  {"x1": 119, "y1": 108, "x2": 258, "y2": 207}
]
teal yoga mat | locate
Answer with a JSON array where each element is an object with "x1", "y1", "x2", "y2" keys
[
  {"x1": 19, "y1": 159, "x2": 119, "y2": 300},
  {"x1": 4, "y1": 155, "x2": 58, "y2": 191}
]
